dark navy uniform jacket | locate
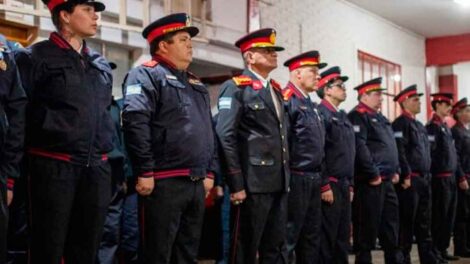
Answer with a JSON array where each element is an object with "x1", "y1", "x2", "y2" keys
[
  {"x1": 122, "y1": 56, "x2": 216, "y2": 180},
  {"x1": 426, "y1": 114, "x2": 459, "y2": 179},
  {"x1": 283, "y1": 82, "x2": 328, "y2": 191},
  {"x1": 216, "y1": 69, "x2": 289, "y2": 194},
  {"x1": 0, "y1": 34, "x2": 27, "y2": 190},
  {"x1": 392, "y1": 112, "x2": 431, "y2": 181},
  {"x1": 451, "y1": 122, "x2": 470, "y2": 182},
  {"x1": 15, "y1": 32, "x2": 114, "y2": 167},
  {"x1": 319, "y1": 99, "x2": 355, "y2": 188},
  {"x1": 348, "y1": 102, "x2": 400, "y2": 182}
]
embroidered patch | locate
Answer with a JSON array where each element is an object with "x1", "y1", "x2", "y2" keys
[
  {"x1": 353, "y1": 125, "x2": 360, "y2": 133},
  {"x1": 394, "y1": 131, "x2": 403, "y2": 138},
  {"x1": 219, "y1": 97, "x2": 232, "y2": 110},
  {"x1": 428, "y1": 135, "x2": 435, "y2": 142},
  {"x1": 126, "y1": 84, "x2": 142, "y2": 95}
]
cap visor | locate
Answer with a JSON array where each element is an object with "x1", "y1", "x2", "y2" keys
[
  {"x1": 318, "y1": 63, "x2": 328, "y2": 69},
  {"x1": 88, "y1": 2, "x2": 105, "y2": 12},
  {"x1": 340, "y1": 76, "x2": 349, "y2": 82},
  {"x1": 184, "y1": 26, "x2": 200, "y2": 38}
]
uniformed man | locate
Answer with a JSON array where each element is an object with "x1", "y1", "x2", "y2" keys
[
  {"x1": 426, "y1": 93, "x2": 460, "y2": 261},
  {"x1": 392, "y1": 85, "x2": 440, "y2": 264},
  {"x1": 282, "y1": 50, "x2": 327, "y2": 263},
  {"x1": 316, "y1": 66, "x2": 355, "y2": 264},
  {"x1": 0, "y1": 34, "x2": 27, "y2": 264},
  {"x1": 15, "y1": 1, "x2": 114, "y2": 263},
  {"x1": 450, "y1": 98, "x2": 470, "y2": 258},
  {"x1": 348, "y1": 77, "x2": 403, "y2": 264},
  {"x1": 215, "y1": 28, "x2": 289, "y2": 264},
  {"x1": 122, "y1": 13, "x2": 216, "y2": 264}
]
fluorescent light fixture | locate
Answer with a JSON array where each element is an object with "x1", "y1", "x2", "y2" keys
[{"x1": 454, "y1": 0, "x2": 470, "y2": 7}]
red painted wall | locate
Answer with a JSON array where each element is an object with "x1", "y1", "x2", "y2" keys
[{"x1": 426, "y1": 34, "x2": 470, "y2": 66}]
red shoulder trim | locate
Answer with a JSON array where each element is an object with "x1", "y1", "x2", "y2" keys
[
  {"x1": 142, "y1": 60, "x2": 159, "y2": 68},
  {"x1": 232, "y1": 75, "x2": 253, "y2": 87}
]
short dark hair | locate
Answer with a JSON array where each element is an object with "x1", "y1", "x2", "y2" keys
[
  {"x1": 431, "y1": 100, "x2": 450, "y2": 111},
  {"x1": 51, "y1": 3, "x2": 79, "y2": 31},
  {"x1": 149, "y1": 31, "x2": 178, "y2": 56}
]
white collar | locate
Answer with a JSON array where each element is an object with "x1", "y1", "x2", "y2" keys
[{"x1": 249, "y1": 68, "x2": 269, "y2": 88}]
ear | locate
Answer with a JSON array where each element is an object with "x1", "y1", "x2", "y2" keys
[
  {"x1": 60, "y1": 10, "x2": 70, "y2": 24},
  {"x1": 158, "y1": 41, "x2": 168, "y2": 54}
]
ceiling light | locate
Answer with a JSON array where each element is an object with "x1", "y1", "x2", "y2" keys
[{"x1": 454, "y1": 0, "x2": 470, "y2": 7}]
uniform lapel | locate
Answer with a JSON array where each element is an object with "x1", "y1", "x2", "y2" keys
[{"x1": 244, "y1": 69, "x2": 278, "y2": 119}]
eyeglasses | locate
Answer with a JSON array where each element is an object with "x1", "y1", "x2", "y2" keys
[{"x1": 328, "y1": 83, "x2": 346, "y2": 89}]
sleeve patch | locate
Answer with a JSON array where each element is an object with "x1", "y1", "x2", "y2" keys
[
  {"x1": 126, "y1": 84, "x2": 142, "y2": 96},
  {"x1": 353, "y1": 125, "x2": 360, "y2": 133},
  {"x1": 219, "y1": 97, "x2": 232, "y2": 110},
  {"x1": 394, "y1": 131, "x2": 403, "y2": 138}
]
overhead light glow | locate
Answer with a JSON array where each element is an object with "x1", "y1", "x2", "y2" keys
[
  {"x1": 393, "y1": 74, "x2": 401, "y2": 82},
  {"x1": 454, "y1": 0, "x2": 470, "y2": 7}
]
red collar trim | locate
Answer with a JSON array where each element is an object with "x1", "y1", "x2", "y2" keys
[
  {"x1": 286, "y1": 82, "x2": 306, "y2": 98},
  {"x1": 357, "y1": 102, "x2": 376, "y2": 114},
  {"x1": 431, "y1": 113, "x2": 444, "y2": 125},
  {"x1": 153, "y1": 55, "x2": 177, "y2": 70},
  {"x1": 401, "y1": 109, "x2": 415, "y2": 120},
  {"x1": 49, "y1": 32, "x2": 89, "y2": 54},
  {"x1": 321, "y1": 99, "x2": 337, "y2": 113}
]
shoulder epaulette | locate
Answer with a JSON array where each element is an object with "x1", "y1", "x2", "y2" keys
[
  {"x1": 270, "y1": 79, "x2": 282, "y2": 92},
  {"x1": 142, "y1": 60, "x2": 158, "y2": 68},
  {"x1": 232, "y1": 75, "x2": 252, "y2": 87},
  {"x1": 282, "y1": 88, "x2": 294, "y2": 101},
  {"x1": 187, "y1": 71, "x2": 204, "y2": 85}
]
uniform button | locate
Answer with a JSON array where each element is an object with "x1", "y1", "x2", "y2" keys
[
  {"x1": 281, "y1": 135, "x2": 285, "y2": 140},
  {"x1": 255, "y1": 104, "x2": 259, "y2": 109},
  {"x1": 261, "y1": 160, "x2": 266, "y2": 165},
  {"x1": 288, "y1": 187, "x2": 291, "y2": 192},
  {"x1": 280, "y1": 124, "x2": 283, "y2": 129},
  {"x1": 283, "y1": 148, "x2": 286, "y2": 152},
  {"x1": 283, "y1": 160, "x2": 286, "y2": 164}
]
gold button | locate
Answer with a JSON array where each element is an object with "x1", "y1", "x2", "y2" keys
[
  {"x1": 261, "y1": 160, "x2": 266, "y2": 165},
  {"x1": 255, "y1": 104, "x2": 259, "y2": 109}
]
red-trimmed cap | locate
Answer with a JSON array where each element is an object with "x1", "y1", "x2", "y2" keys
[
  {"x1": 317, "y1": 66, "x2": 348, "y2": 90},
  {"x1": 283, "y1": 50, "x2": 327, "y2": 71},
  {"x1": 42, "y1": 0, "x2": 105, "y2": 12},
  {"x1": 354, "y1": 77, "x2": 386, "y2": 96},
  {"x1": 143, "y1": 13, "x2": 199, "y2": 45},
  {"x1": 430, "y1": 93, "x2": 453, "y2": 104},
  {"x1": 393, "y1": 84, "x2": 422, "y2": 103},
  {"x1": 452, "y1": 97, "x2": 469, "y2": 115},
  {"x1": 235, "y1": 28, "x2": 284, "y2": 53}
]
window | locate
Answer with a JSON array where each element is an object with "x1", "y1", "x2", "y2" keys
[
  {"x1": 358, "y1": 50, "x2": 402, "y2": 120},
  {"x1": 169, "y1": 0, "x2": 212, "y2": 21}
]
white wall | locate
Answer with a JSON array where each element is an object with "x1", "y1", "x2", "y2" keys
[
  {"x1": 259, "y1": 0, "x2": 427, "y2": 118},
  {"x1": 454, "y1": 62, "x2": 470, "y2": 100}
]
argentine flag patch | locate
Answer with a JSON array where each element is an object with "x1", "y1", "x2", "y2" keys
[
  {"x1": 126, "y1": 84, "x2": 142, "y2": 96},
  {"x1": 219, "y1": 97, "x2": 232, "y2": 110}
]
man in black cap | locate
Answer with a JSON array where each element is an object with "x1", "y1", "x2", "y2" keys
[
  {"x1": 426, "y1": 93, "x2": 460, "y2": 261},
  {"x1": 0, "y1": 33, "x2": 27, "y2": 264},
  {"x1": 348, "y1": 77, "x2": 403, "y2": 264},
  {"x1": 450, "y1": 98, "x2": 470, "y2": 258},
  {"x1": 282, "y1": 50, "x2": 327, "y2": 263},
  {"x1": 392, "y1": 85, "x2": 440, "y2": 264},
  {"x1": 122, "y1": 13, "x2": 216, "y2": 264},
  {"x1": 215, "y1": 28, "x2": 289, "y2": 264},
  {"x1": 15, "y1": 0, "x2": 113, "y2": 263},
  {"x1": 316, "y1": 66, "x2": 355, "y2": 264}
]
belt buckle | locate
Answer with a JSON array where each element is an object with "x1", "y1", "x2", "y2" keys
[{"x1": 190, "y1": 176, "x2": 199, "y2": 182}]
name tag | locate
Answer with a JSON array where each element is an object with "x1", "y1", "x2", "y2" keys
[
  {"x1": 165, "y1": 74, "x2": 177, "y2": 80},
  {"x1": 394, "y1": 131, "x2": 403, "y2": 138}
]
